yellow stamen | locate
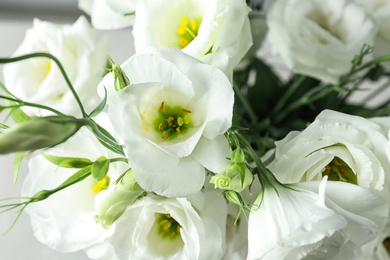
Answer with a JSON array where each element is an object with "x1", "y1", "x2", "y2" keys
[
  {"x1": 159, "y1": 101, "x2": 165, "y2": 113},
  {"x1": 177, "y1": 25, "x2": 187, "y2": 35},
  {"x1": 162, "y1": 131, "x2": 168, "y2": 139},
  {"x1": 92, "y1": 175, "x2": 110, "y2": 194},
  {"x1": 47, "y1": 61, "x2": 51, "y2": 73},
  {"x1": 180, "y1": 17, "x2": 189, "y2": 26},
  {"x1": 179, "y1": 37, "x2": 189, "y2": 47},
  {"x1": 181, "y1": 108, "x2": 192, "y2": 113},
  {"x1": 191, "y1": 20, "x2": 197, "y2": 31}
]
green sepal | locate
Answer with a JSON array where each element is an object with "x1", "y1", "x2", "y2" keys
[
  {"x1": 5, "y1": 99, "x2": 31, "y2": 123},
  {"x1": 88, "y1": 87, "x2": 107, "y2": 118},
  {"x1": 92, "y1": 156, "x2": 110, "y2": 181},
  {"x1": 13, "y1": 152, "x2": 25, "y2": 185},
  {"x1": 31, "y1": 166, "x2": 92, "y2": 202},
  {"x1": 49, "y1": 166, "x2": 92, "y2": 195},
  {"x1": 42, "y1": 153, "x2": 92, "y2": 168}
]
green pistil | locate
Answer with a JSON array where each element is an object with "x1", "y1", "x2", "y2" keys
[
  {"x1": 154, "y1": 101, "x2": 192, "y2": 140},
  {"x1": 322, "y1": 157, "x2": 357, "y2": 185},
  {"x1": 157, "y1": 213, "x2": 181, "y2": 240}
]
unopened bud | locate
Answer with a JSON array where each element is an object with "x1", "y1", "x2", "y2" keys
[
  {"x1": 0, "y1": 116, "x2": 83, "y2": 154},
  {"x1": 107, "y1": 56, "x2": 130, "y2": 91},
  {"x1": 210, "y1": 148, "x2": 253, "y2": 192},
  {"x1": 95, "y1": 170, "x2": 144, "y2": 228},
  {"x1": 224, "y1": 190, "x2": 243, "y2": 206}
]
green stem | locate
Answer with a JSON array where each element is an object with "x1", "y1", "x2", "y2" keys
[
  {"x1": 274, "y1": 84, "x2": 334, "y2": 123},
  {"x1": 229, "y1": 129, "x2": 280, "y2": 189},
  {"x1": 82, "y1": 119, "x2": 125, "y2": 156},
  {"x1": 0, "y1": 53, "x2": 87, "y2": 118},
  {"x1": 272, "y1": 75, "x2": 306, "y2": 115},
  {"x1": 109, "y1": 157, "x2": 129, "y2": 164},
  {"x1": 360, "y1": 79, "x2": 390, "y2": 105},
  {"x1": 341, "y1": 54, "x2": 390, "y2": 84},
  {"x1": 233, "y1": 81, "x2": 257, "y2": 125},
  {"x1": 0, "y1": 95, "x2": 66, "y2": 116}
]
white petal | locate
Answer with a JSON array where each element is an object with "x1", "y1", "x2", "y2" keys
[
  {"x1": 186, "y1": 63, "x2": 234, "y2": 139},
  {"x1": 191, "y1": 135, "x2": 231, "y2": 173},
  {"x1": 247, "y1": 184, "x2": 347, "y2": 259},
  {"x1": 133, "y1": 156, "x2": 205, "y2": 197},
  {"x1": 299, "y1": 181, "x2": 389, "y2": 246}
]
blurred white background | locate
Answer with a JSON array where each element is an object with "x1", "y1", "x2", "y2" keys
[{"x1": 0, "y1": 1, "x2": 134, "y2": 259}]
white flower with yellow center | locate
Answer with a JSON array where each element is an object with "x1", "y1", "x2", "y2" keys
[
  {"x1": 85, "y1": 190, "x2": 228, "y2": 260},
  {"x1": 2, "y1": 16, "x2": 108, "y2": 117},
  {"x1": 21, "y1": 113, "x2": 128, "y2": 253},
  {"x1": 248, "y1": 179, "x2": 388, "y2": 259},
  {"x1": 268, "y1": 110, "x2": 390, "y2": 191},
  {"x1": 132, "y1": 0, "x2": 252, "y2": 77},
  {"x1": 99, "y1": 47, "x2": 233, "y2": 197}
]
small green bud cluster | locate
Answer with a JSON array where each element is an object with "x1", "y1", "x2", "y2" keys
[{"x1": 210, "y1": 148, "x2": 253, "y2": 192}]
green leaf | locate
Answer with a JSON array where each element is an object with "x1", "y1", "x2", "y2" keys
[
  {"x1": 13, "y1": 152, "x2": 25, "y2": 185},
  {"x1": 91, "y1": 156, "x2": 110, "y2": 181},
  {"x1": 42, "y1": 153, "x2": 92, "y2": 168},
  {"x1": 88, "y1": 87, "x2": 107, "y2": 118},
  {"x1": 5, "y1": 99, "x2": 31, "y2": 123},
  {"x1": 92, "y1": 121, "x2": 125, "y2": 156},
  {"x1": 0, "y1": 122, "x2": 9, "y2": 129},
  {"x1": 245, "y1": 58, "x2": 283, "y2": 118},
  {"x1": 51, "y1": 166, "x2": 92, "y2": 193}
]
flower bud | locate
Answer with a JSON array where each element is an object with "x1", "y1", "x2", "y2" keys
[
  {"x1": 0, "y1": 116, "x2": 83, "y2": 154},
  {"x1": 95, "y1": 170, "x2": 145, "y2": 228},
  {"x1": 107, "y1": 56, "x2": 130, "y2": 91},
  {"x1": 224, "y1": 190, "x2": 243, "y2": 206},
  {"x1": 210, "y1": 148, "x2": 253, "y2": 192}
]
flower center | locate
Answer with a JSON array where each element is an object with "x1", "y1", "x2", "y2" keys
[
  {"x1": 177, "y1": 17, "x2": 202, "y2": 48},
  {"x1": 154, "y1": 101, "x2": 192, "y2": 140},
  {"x1": 322, "y1": 157, "x2": 357, "y2": 185},
  {"x1": 156, "y1": 213, "x2": 181, "y2": 240}
]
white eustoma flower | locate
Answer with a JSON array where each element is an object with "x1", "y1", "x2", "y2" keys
[
  {"x1": 99, "y1": 47, "x2": 233, "y2": 197},
  {"x1": 354, "y1": 0, "x2": 390, "y2": 67},
  {"x1": 353, "y1": 225, "x2": 390, "y2": 259},
  {"x1": 268, "y1": 109, "x2": 390, "y2": 192},
  {"x1": 248, "y1": 178, "x2": 388, "y2": 259},
  {"x1": 86, "y1": 190, "x2": 227, "y2": 260},
  {"x1": 21, "y1": 114, "x2": 128, "y2": 253},
  {"x1": 132, "y1": 0, "x2": 253, "y2": 77},
  {"x1": 248, "y1": 179, "x2": 348, "y2": 260},
  {"x1": 2, "y1": 16, "x2": 108, "y2": 117},
  {"x1": 78, "y1": 0, "x2": 137, "y2": 29},
  {"x1": 266, "y1": 0, "x2": 377, "y2": 83}
]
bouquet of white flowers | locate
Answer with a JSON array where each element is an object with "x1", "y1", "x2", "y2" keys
[{"x1": 1, "y1": 0, "x2": 390, "y2": 259}]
